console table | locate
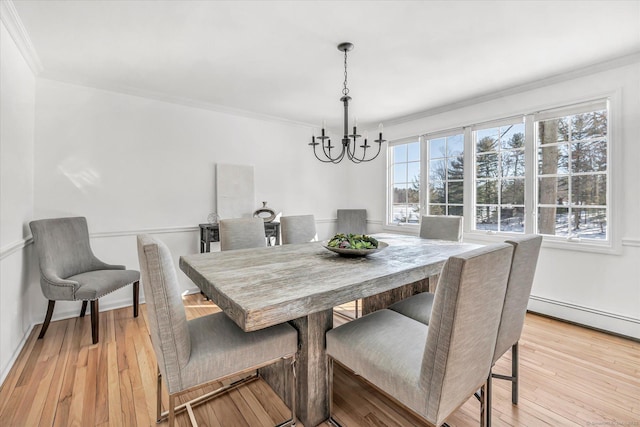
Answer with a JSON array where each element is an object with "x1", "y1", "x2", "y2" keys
[{"x1": 198, "y1": 222, "x2": 280, "y2": 253}]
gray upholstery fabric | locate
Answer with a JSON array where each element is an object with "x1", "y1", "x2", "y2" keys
[
  {"x1": 219, "y1": 217, "x2": 267, "y2": 251},
  {"x1": 136, "y1": 234, "x2": 298, "y2": 395},
  {"x1": 419, "y1": 215, "x2": 463, "y2": 242},
  {"x1": 30, "y1": 217, "x2": 139, "y2": 301},
  {"x1": 336, "y1": 209, "x2": 367, "y2": 235},
  {"x1": 493, "y1": 235, "x2": 542, "y2": 363},
  {"x1": 422, "y1": 243, "x2": 512, "y2": 425},
  {"x1": 327, "y1": 243, "x2": 513, "y2": 426},
  {"x1": 388, "y1": 291, "x2": 435, "y2": 325},
  {"x1": 327, "y1": 309, "x2": 428, "y2": 414},
  {"x1": 280, "y1": 214, "x2": 317, "y2": 245}
]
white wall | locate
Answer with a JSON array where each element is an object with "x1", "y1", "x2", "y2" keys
[
  {"x1": 351, "y1": 60, "x2": 640, "y2": 338},
  {"x1": 0, "y1": 19, "x2": 37, "y2": 382},
  {"x1": 29, "y1": 78, "x2": 349, "y2": 322}
]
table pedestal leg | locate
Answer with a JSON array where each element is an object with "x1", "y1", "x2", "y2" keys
[{"x1": 260, "y1": 309, "x2": 333, "y2": 427}]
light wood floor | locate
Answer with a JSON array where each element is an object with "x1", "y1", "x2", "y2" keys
[{"x1": 1, "y1": 294, "x2": 638, "y2": 426}]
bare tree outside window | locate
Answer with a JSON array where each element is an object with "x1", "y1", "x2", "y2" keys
[{"x1": 536, "y1": 108, "x2": 607, "y2": 240}]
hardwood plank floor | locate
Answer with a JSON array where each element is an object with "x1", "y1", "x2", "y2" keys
[{"x1": 0, "y1": 294, "x2": 638, "y2": 426}]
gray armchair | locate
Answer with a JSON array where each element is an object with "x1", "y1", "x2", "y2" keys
[
  {"x1": 327, "y1": 243, "x2": 514, "y2": 427},
  {"x1": 137, "y1": 234, "x2": 298, "y2": 426},
  {"x1": 29, "y1": 217, "x2": 140, "y2": 344},
  {"x1": 280, "y1": 214, "x2": 317, "y2": 244}
]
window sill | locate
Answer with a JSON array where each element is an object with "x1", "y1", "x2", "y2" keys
[{"x1": 463, "y1": 231, "x2": 621, "y2": 255}]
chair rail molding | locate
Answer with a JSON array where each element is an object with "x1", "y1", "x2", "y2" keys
[{"x1": 0, "y1": 237, "x2": 32, "y2": 261}]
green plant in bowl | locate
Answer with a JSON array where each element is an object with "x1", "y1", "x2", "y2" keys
[{"x1": 327, "y1": 233, "x2": 379, "y2": 250}]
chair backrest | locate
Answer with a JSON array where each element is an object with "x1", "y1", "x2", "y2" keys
[
  {"x1": 419, "y1": 215, "x2": 463, "y2": 242},
  {"x1": 219, "y1": 217, "x2": 266, "y2": 251},
  {"x1": 493, "y1": 235, "x2": 543, "y2": 363},
  {"x1": 336, "y1": 209, "x2": 367, "y2": 235},
  {"x1": 137, "y1": 234, "x2": 191, "y2": 394},
  {"x1": 421, "y1": 243, "x2": 513, "y2": 426},
  {"x1": 280, "y1": 214, "x2": 317, "y2": 245},
  {"x1": 29, "y1": 217, "x2": 105, "y2": 300}
]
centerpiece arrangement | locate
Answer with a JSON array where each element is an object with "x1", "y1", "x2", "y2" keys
[{"x1": 323, "y1": 233, "x2": 388, "y2": 257}]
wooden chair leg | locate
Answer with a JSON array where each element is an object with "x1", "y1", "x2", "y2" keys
[
  {"x1": 38, "y1": 300, "x2": 56, "y2": 339},
  {"x1": 91, "y1": 300, "x2": 99, "y2": 344},
  {"x1": 80, "y1": 300, "x2": 88, "y2": 317},
  {"x1": 133, "y1": 280, "x2": 140, "y2": 318}
]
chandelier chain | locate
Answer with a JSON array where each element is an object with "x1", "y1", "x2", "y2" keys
[{"x1": 342, "y1": 49, "x2": 349, "y2": 97}]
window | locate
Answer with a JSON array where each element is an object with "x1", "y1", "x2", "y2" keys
[
  {"x1": 535, "y1": 101, "x2": 608, "y2": 240},
  {"x1": 386, "y1": 98, "x2": 612, "y2": 247},
  {"x1": 473, "y1": 120, "x2": 526, "y2": 233},
  {"x1": 426, "y1": 132, "x2": 464, "y2": 216},
  {"x1": 388, "y1": 138, "x2": 420, "y2": 224}
]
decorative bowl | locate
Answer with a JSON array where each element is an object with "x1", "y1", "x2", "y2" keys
[{"x1": 322, "y1": 241, "x2": 389, "y2": 257}]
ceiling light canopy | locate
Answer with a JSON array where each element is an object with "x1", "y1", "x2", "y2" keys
[{"x1": 309, "y1": 42, "x2": 385, "y2": 164}]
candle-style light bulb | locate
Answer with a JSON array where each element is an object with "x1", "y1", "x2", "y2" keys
[
  {"x1": 378, "y1": 123, "x2": 384, "y2": 133},
  {"x1": 322, "y1": 120, "x2": 326, "y2": 130}
]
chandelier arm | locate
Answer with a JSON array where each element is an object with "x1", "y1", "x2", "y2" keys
[
  {"x1": 321, "y1": 138, "x2": 346, "y2": 163},
  {"x1": 312, "y1": 144, "x2": 341, "y2": 163}
]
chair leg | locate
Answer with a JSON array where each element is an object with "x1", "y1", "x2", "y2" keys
[
  {"x1": 91, "y1": 300, "x2": 99, "y2": 344},
  {"x1": 133, "y1": 280, "x2": 140, "y2": 318},
  {"x1": 80, "y1": 301, "x2": 88, "y2": 317},
  {"x1": 38, "y1": 300, "x2": 56, "y2": 339},
  {"x1": 486, "y1": 370, "x2": 493, "y2": 427},
  {"x1": 479, "y1": 381, "x2": 487, "y2": 427},
  {"x1": 290, "y1": 355, "x2": 297, "y2": 427},
  {"x1": 157, "y1": 367, "x2": 163, "y2": 423},
  {"x1": 168, "y1": 394, "x2": 176, "y2": 427},
  {"x1": 512, "y1": 342, "x2": 519, "y2": 404}
]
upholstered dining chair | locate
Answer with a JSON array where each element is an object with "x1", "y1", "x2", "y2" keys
[
  {"x1": 137, "y1": 234, "x2": 298, "y2": 427},
  {"x1": 335, "y1": 209, "x2": 368, "y2": 318},
  {"x1": 419, "y1": 214, "x2": 463, "y2": 241},
  {"x1": 219, "y1": 217, "x2": 266, "y2": 251},
  {"x1": 280, "y1": 214, "x2": 317, "y2": 245},
  {"x1": 388, "y1": 234, "x2": 542, "y2": 426},
  {"x1": 29, "y1": 217, "x2": 140, "y2": 344},
  {"x1": 336, "y1": 209, "x2": 367, "y2": 235},
  {"x1": 327, "y1": 243, "x2": 514, "y2": 427},
  {"x1": 486, "y1": 234, "x2": 542, "y2": 425}
]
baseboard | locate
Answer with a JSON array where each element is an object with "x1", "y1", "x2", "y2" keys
[
  {"x1": 0, "y1": 326, "x2": 32, "y2": 386},
  {"x1": 528, "y1": 295, "x2": 640, "y2": 340}
]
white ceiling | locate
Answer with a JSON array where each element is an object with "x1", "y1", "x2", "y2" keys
[{"x1": 11, "y1": 0, "x2": 640, "y2": 130}]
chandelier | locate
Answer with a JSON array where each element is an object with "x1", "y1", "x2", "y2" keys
[{"x1": 309, "y1": 42, "x2": 385, "y2": 164}]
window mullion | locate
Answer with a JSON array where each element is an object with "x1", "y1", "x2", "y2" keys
[{"x1": 524, "y1": 114, "x2": 535, "y2": 234}]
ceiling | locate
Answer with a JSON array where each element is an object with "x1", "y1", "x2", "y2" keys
[{"x1": 11, "y1": 0, "x2": 640, "y2": 130}]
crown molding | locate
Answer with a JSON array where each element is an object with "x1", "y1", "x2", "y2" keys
[
  {"x1": 0, "y1": 0, "x2": 42, "y2": 75},
  {"x1": 384, "y1": 51, "x2": 640, "y2": 127}
]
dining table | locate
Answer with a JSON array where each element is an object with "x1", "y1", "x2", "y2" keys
[{"x1": 179, "y1": 233, "x2": 481, "y2": 427}]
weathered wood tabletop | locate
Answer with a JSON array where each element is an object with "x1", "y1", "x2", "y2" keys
[
  {"x1": 179, "y1": 233, "x2": 481, "y2": 331},
  {"x1": 179, "y1": 233, "x2": 481, "y2": 427}
]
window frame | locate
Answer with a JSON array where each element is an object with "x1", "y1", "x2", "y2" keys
[
  {"x1": 385, "y1": 136, "x2": 422, "y2": 231},
  {"x1": 423, "y1": 128, "x2": 466, "y2": 218},
  {"x1": 385, "y1": 92, "x2": 620, "y2": 254}
]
